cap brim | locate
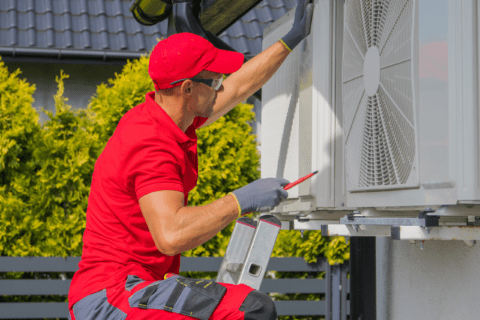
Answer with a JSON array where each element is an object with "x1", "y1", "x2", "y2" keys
[{"x1": 205, "y1": 48, "x2": 244, "y2": 75}]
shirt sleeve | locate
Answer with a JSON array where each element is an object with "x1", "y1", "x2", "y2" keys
[{"x1": 128, "y1": 135, "x2": 185, "y2": 200}]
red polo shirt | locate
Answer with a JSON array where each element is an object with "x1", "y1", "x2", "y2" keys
[{"x1": 68, "y1": 91, "x2": 208, "y2": 309}]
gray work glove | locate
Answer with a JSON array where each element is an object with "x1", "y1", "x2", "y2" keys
[
  {"x1": 280, "y1": 0, "x2": 314, "y2": 51},
  {"x1": 230, "y1": 178, "x2": 290, "y2": 216}
]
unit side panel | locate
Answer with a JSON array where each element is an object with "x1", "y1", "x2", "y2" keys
[
  {"x1": 417, "y1": 0, "x2": 450, "y2": 191},
  {"x1": 454, "y1": 0, "x2": 480, "y2": 202},
  {"x1": 347, "y1": 186, "x2": 457, "y2": 208},
  {"x1": 334, "y1": 0, "x2": 348, "y2": 209},
  {"x1": 298, "y1": 27, "x2": 314, "y2": 197},
  {"x1": 311, "y1": 0, "x2": 336, "y2": 207},
  {"x1": 261, "y1": 11, "x2": 301, "y2": 198},
  {"x1": 478, "y1": 0, "x2": 480, "y2": 200}
]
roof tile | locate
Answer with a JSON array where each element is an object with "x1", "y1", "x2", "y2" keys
[
  {"x1": 0, "y1": 1, "x2": 8, "y2": 11},
  {"x1": 0, "y1": 0, "x2": 300, "y2": 59},
  {"x1": 239, "y1": 20, "x2": 263, "y2": 39},
  {"x1": 69, "y1": 0, "x2": 80, "y2": 15},
  {"x1": 16, "y1": 0, "x2": 26, "y2": 13}
]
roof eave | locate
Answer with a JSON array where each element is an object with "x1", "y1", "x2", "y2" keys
[{"x1": 0, "y1": 47, "x2": 146, "y2": 64}]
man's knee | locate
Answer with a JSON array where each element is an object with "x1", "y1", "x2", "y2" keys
[{"x1": 239, "y1": 289, "x2": 277, "y2": 320}]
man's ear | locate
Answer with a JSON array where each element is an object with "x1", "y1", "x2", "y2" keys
[{"x1": 180, "y1": 80, "x2": 193, "y2": 95}]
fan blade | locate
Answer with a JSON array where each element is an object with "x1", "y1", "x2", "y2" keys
[
  {"x1": 343, "y1": 28, "x2": 366, "y2": 83},
  {"x1": 345, "y1": 93, "x2": 369, "y2": 187},
  {"x1": 359, "y1": 0, "x2": 372, "y2": 48},
  {"x1": 379, "y1": 60, "x2": 414, "y2": 127},
  {"x1": 371, "y1": 0, "x2": 390, "y2": 47},
  {"x1": 378, "y1": 86, "x2": 415, "y2": 183},
  {"x1": 376, "y1": 91, "x2": 399, "y2": 185},
  {"x1": 379, "y1": 0, "x2": 413, "y2": 58},
  {"x1": 345, "y1": 0, "x2": 368, "y2": 54},
  {"x1": 344, "y1": 77, "x2": 365, "y2": 139}
]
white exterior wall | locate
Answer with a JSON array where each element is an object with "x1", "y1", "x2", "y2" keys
[{"x1": 377, "y1": 237, "x2": 480, "y2": 320}]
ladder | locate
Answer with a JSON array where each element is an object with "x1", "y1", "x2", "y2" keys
[{"x1": 216, "y1": 214, "x2": 282, "y2": 290}]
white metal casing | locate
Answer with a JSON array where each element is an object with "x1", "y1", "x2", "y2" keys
[
  {"x1": 261, "y1": 0, "x2": 480, "y2": 214},
  {"x1": 261, "y1": 0, "x2": 338, "y2": 208}
]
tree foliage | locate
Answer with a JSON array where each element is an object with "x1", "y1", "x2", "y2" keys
[{"x1": 0, "y1": 61, "x2": 98, "y2": 257}]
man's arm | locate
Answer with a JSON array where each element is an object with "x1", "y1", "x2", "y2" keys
[
  {"x1": 139, "y1": 190, "x2": 239, "y2": 256},
  {"x1": 139, "y1": 178, "x2": 289, "y2": 256},
  {"x1": 199, "y1": 41, "x2": 290, "y2": 128},
  {"x1": 200, "y1": 0, "x2": 314, "y2": 129}
]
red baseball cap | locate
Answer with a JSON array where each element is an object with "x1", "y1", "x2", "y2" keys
[{"x1": 149, "y1": 33, "x2": 245, "y2": 90}]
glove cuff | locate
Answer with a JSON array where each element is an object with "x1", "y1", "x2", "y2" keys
[
  {"x1": 279, "y1": 39, "x2": 292, "y2": 52},
  {"x1": 228, "y1": 192, "x2": 243, "y2": 218},
  {"x1": 280, "y1": 31, "x2": 302, "y2": 52}
]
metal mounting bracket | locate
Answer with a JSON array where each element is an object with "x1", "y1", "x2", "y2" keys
[
  {"x1": 340, "y1": 210, "x2": 442, "y2": 239},
  {"x1": 276, "y1": 205, "x2": 480, "y2": 240},
  {"x1": 341, "y1": 210, "x2": 439, "y2": 227},
  {"x1": 271, "y1": 197, "x2": 316, "y2": 215}
]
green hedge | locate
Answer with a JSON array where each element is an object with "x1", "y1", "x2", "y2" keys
[{"x1": 1, "y1": 68, "x2": 97, "y2": 257}]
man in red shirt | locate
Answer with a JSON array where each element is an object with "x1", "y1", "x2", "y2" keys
[{"x1": 68, "y1": 1, "x2": 313, "y2": 319}]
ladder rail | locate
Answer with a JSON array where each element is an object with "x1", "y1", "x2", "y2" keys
[{"x1": 216, "y1": 215, "x2": 282, "y2": 290}]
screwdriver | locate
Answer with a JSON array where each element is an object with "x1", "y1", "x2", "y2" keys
[
  {"x1": 242, "y1": 171, "x2": 319, "y2": 216},
  {"x1": 283, "y1": 170, "x2": 318, "y2": 190}
]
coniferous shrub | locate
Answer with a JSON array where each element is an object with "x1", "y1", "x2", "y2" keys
[
  {"x1": 0, "y1": 62, "x2": 98, "y2": 257},
  {"x1": 0, "y1": 59, "x2": 39, "y2": 256}
]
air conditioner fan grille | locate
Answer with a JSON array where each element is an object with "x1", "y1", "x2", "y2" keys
[{"x1": 343, "y1": 0, "x2": 415, "y2": 190}]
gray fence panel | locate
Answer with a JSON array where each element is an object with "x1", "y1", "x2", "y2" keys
[
  {"x1": 332, "y1": 265, "x2": 341, "y2": 320},
  {"x1": 0, "y1": 302, "x2": 68, "y2": 319},
  {"x1": 275, "y1": 301, "x2": 351, "y2": 316},
  {"x1": 0, "y1": 301, "x2": 348, "y2": 318},
  {"x1": 1, "y1": 257, "x2": 348, "y2": 319},
  {"x1": 0, "y1": 279, "x2": 326, "y2": 295},
  {"x1": 0, "y1": 257, "x2": 81, "y2": 272},
  {"x1": 275, "y1": 300, "x2": 325, "y2": 316},
  {"x1": 341, "y1": 263, "x2": 349, "y2": 320},
  {"x1": 0, "y1": 280, "x2": 71, "y2": 295},
  {"x1": 260, "y1": 279, "x2": 325, "y2": 293},
  {"x1": 179, "y1": 257, "x2": 328, "y2": 272},
  {"x1": 266, "y1": 257, "x2": 329, "y2": 272},
  {"x1": 179, "y1": 257, "x2": 222, "y2": 271},
  {"x1": 326, "y1": 262, "x2": 332, "y2": 320},
  {"x1": 0, "y1": 257, "x2": 328, "y2": 273}
]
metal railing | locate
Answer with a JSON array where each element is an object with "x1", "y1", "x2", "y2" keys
[{"x1": 0, "y1": 256, "x2": 349, "y2": 319}]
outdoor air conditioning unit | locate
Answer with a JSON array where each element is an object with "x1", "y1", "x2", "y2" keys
[{"x1": 261, "y1": 0, "x2": 480, "y2": 238}]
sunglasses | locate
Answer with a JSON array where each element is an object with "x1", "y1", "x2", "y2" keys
[{"x1": 170, "y1": 77, "x2": 223, "y2": 91}]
